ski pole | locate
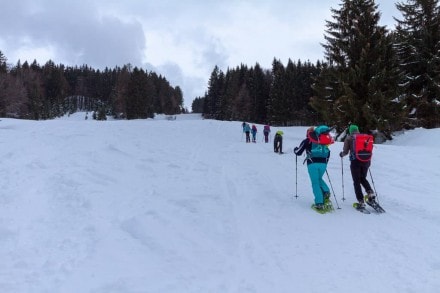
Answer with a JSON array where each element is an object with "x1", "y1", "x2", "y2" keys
[
  {"x1": 325, "y1": 169, "x2": 340, "y2": 209},
  {"x1": 295, "y1": 155, "x2": 299, "y2": 198},
  {"x1": 341, "y1": 157, "x2": 346, "y2": 201},
  {"x1": 368, "y1": 168, "x2": 379, "y2": 203}
]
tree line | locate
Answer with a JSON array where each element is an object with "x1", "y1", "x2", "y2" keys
[
  {"x1": 192, "y1": 60, "x2": 322, "y2": 126},
  {"x1": 0, "y1": 54, "x2": 184, "y2": 120},
  {"x1": 193, "y1": 0, "x2": 440, "y2": 138}
]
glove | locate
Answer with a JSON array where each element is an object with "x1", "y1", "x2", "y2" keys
[
  {"x1": 339, "y1": 151, "x2": 344, "y2": 157},
  {"x1": 294, "y1": 147, "x2": 299, "y2": 155}
]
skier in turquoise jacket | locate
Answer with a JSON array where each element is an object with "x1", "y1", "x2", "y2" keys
[
  {"x1": 294, "y1": 126, "x2": 331, "y2": 211},
  {"x1": 243, "y1": 123, "x2": 251, "y2": 143},
  {"x1": 251, "y1": 125, "x2": 257, "y2": 143}
]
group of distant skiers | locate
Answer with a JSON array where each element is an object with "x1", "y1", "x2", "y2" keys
[
  {"x1": 241, "y1": 122, "x2": 284, "y2": 153},
  {"x1": 242, "y1": 121, "x2": 379, "y2": 214}
]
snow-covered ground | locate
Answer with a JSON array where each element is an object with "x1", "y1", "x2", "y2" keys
[{"x1": 0, "y1": 113, "x2": 439, "y2": 293}]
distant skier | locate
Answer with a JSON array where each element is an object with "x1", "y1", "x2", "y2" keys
[
  {"x1": 251, "y1": 124, "x2": 258, "y2": 143},
  {"x1": 243, "y1": 123, "x2": 251, "y2": 143},
  {"x1": 273, "y1": 130, "x2": 284, "y2": 153},
  {"x1": 263, "y1": 124, "x2": 271, "y2": 143}
]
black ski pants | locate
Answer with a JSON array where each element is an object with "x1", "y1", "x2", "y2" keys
[
  {"x1": 245, "y1": 131, "x2": 250, "y2": 143},
  {"x1": 350, "y1": 160, "x2": 373, "y2": 203},
  {"x1": 274, "y1": 135, "x2": 282, "y2": 152}
]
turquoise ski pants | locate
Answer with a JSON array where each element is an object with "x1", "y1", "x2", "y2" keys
[{"x1": 307, "y1": 163, "x2": 330, "y2": 204}]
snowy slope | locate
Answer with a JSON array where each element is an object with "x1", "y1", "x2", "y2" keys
[{"x1": 0, "y1": 113, "x2": 439, "y2": 293}]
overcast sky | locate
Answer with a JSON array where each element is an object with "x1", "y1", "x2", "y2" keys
[{"x1": 0, "y1": 0, "x2": 400, "y2": 109}]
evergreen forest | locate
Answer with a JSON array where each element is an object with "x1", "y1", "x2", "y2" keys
[{"x1": 0, "y1": 57, "x2": 184, "y2": 120}]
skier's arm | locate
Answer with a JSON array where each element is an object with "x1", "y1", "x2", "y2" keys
[
  {"x1": 294, "y1": 139, "x2": 309, "y2": 156},
  {"x1": 340, "y1": 136, "x2": 351, "y2": 157}
]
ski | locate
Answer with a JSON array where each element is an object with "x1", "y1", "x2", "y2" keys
[
  {"x1": 353, "y1": 203, "x2": 371, "y2": 214},
  {"x1": 364, "y1": 196, "x2": 386, "y2": 213}
]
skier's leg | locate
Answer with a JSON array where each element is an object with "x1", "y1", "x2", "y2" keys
[
  {"x1": 359, "y1": 163, "x2": 373, "y2": 193},
  {"x1": 308, "y1": 164, "x2": 324, "y2": 204},
  {"x1": 318, "y1": 164, "x2": 330, "y2": 194},
  {"x1": 350, "y1": 161, "x2": 364, "y2": 203}
]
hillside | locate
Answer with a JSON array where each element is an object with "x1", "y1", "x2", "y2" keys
[{"x1": 0, "y1": 114, "x2": 439, "y2": 293}]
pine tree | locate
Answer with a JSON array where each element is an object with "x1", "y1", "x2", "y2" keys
[
  {"x1": 395, "y1": 0, "x2": 440, "y2": 128},
  {"x1": 111, "y1": 65, "x2": 130, "y2": 118},
  {"x1": 248, "y1": 63, "x2": 271, "y2": 124},
  {"x1": 172, "y1": 86, "x2": 184, "y2": 114},
  {"x1": 312, "y1": 0, "x2": 402, "y2": 136},
  {"x1": 222, "y1": 68, "x2": 239, "y2": 120},
  {"x1": 13, "y1": 60, "x2": 44, "y2": 119},
  {"x1": 126, "y1": 67, "x2": 152, "y2": 119},
  {"x1": 268, "y1": 59, "x2": 290, "y2": 125},
  {"x1": 204, "y1": 66, "x2": 223, "y2": 119},
  {"x1": 42, "y1": 60, "x2": 69, "y2": 118},
  {"x1": 286, "y1": 60, "x2": 320, "y2": 125},
  {"x1": 213, "y1": 70, "x2": 226, "y2": 120},
  {"x1": 0, "y1": 51, "x2": 7, "y2": 73},
  {"x1": 191, "y1": 97, "x2": 205, "y2": 113}
]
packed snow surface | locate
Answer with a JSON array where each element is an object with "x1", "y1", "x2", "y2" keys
[{"x1": 0, "y1": 113, "x2": 439, "y2": 293}]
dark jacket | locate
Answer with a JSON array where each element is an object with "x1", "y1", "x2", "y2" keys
[{"x1": 340, "y1": 130, "x2": 364, "y2": 162}]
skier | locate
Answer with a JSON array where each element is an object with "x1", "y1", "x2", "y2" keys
[
  {"x1": 243, "y1": 123, "x2": 251, "y2": 143},
  {"x1": 263, "y1": 124, "x2": 271, "y2": 143},
  {"x1": 339, "y1": 124, "x2": 375, "y2": 209},
  {"x1": 273, "y1": 130, "x2": 284, "y2": 153},
  {"x1": 251, "y1": 124, "x2": 258, "y2": 143},
  {"x1": 294, "y1": 126, "x2": 332, "y2": 212}
]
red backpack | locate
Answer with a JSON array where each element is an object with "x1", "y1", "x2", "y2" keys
[
  {"x1": 352, "y1": 134, "x2": 374, "y2": 162},
  {"x1": 306, "y1": 126, "x2": 334, "y2": 159},
  {"x1": 307, "y1": 128, "x2": 334, "y2": 145}
]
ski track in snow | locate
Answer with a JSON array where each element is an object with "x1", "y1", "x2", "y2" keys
[{"x1": 0, "y1": 114, "x2": 439, "y2": 293}]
